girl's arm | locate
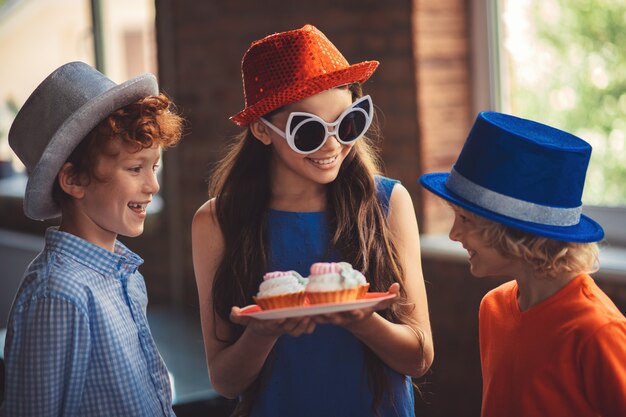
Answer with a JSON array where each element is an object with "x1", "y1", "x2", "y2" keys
[
  {"x1": 192, "y1": 199, "x2": 315, "y2": 398},
  {"x1": 317, "y1": 184, "x2": 434, "y2": 377}
]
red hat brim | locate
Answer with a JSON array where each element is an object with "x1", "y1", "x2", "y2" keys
[{"x1": 230, "y1": 60, "x2": 379, "y2": 126}]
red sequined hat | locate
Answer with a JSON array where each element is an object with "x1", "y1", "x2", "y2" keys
[{"x1": 230, "y1": 24, "x2": 379, "y2": 126}]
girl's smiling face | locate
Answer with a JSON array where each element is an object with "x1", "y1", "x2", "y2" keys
[
  {"x1": 67, "y1": 138, "x2": 161, "y2": 249},
  {"x1": 258, "y1": 87, "x2": 357, "y2": 187}
]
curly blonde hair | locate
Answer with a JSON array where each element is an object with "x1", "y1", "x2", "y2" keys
[{"x1": 453, "y1": 205, "x2": 600, "y2": 279}]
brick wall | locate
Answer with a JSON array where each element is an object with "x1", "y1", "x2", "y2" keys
[
  {"x1": 413, "y1": 0, "x2": 473, "y2": 234},
  {"x1": 151, "y1": 3, "x2": 479, "y2": 414},
  {"x1": 0, "y1": 0, "x2": 472, "y2": 305},
  {"x1": 154, "y1": 0, "x2": 428, "y2": 306}
]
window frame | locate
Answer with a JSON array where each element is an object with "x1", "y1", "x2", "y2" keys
[{"x1": 469, "y1": 0, "x2": 626, "y2": 248}]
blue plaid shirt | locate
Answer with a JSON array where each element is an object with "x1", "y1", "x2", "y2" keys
[{"x1": 1, "y1": 228, "x2": 175, "y2": 417}]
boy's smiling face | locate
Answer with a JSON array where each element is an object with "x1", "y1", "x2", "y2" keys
[
  {"x1": 61, "y1": 137, "x2": 161, "y2": 250},
  {"x1": 448, "y1": 205, "x2": 519, "y2": 279}
]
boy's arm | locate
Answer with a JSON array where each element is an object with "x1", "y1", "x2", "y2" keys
[
  {"x1": 582, "y1": 320, "x2": 626, "y2": 417},
  {"x1": 3, "y1": 296, "x2": 91, "y2": 417}
]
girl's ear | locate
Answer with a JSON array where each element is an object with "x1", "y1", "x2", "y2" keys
[
  {"x1": 58, "y1": 162, "x2": 86, "y2": 199},
  {"x1": 249, "y1": 119, "x2": 273, "y2": 146}
]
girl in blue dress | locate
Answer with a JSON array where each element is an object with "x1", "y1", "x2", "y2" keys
[{"x1": 192, "y1": 24, "x2": 433, "y2": 417}]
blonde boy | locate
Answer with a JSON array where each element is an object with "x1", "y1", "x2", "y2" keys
[{"x1": 420, "y1": 112, "x2": 626, "y2": 417}]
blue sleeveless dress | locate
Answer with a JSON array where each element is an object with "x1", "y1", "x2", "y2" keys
[{"x1": 250, "y1": 176, "x2": 415, "y2": 417}]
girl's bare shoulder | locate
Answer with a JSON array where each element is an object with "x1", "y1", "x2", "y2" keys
[
  {"x1": 192, "y1": 198, "x2": 223, "y2": 243},
  {"x1": 193, "y1": 198, "x2": 217, "y2": 225}
]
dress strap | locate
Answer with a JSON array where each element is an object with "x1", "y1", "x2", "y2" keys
[{"x1": 374, "y1": 175, "x2": 400, "y2": 217}]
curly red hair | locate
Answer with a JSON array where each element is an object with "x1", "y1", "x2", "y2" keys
[{"x1": 53, "y1": 93, "x2": 184, "y2": 203}]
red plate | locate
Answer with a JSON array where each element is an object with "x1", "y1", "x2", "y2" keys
[{"x1": 237, "y1": 292, "x2": 396, "y2": 320}]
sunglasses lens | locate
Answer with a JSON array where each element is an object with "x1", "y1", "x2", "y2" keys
[
  {"x1": 338, "y1": 110, "x2": 367, "y2": 142},
  {"x1": 286, "y1": 97, "x2": 372, "y2": 153},
  {"x1": 293, "y1": 120, "x2": 326, "y2": 152}
]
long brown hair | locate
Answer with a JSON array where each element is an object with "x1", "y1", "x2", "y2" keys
[{"x1": 209, "y1": 84, "x2": 414, "y2": 416}]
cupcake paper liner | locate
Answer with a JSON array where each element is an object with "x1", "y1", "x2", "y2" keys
[
  {"x1": 357, "y1": 283, "x2": 370, "y2": 299},
  {"x1": 306, "y1": 287, "x2": 359, "y2": 304},
  {"x1": 253, "y1": 291, "x2": 306, "y2": 310}
]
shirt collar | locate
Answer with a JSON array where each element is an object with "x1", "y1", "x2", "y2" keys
[{"x1": 45, "y1": 227, "x2": 144, "y2": 278}]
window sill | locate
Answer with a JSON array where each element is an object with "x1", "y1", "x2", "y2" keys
[{"x1": 420, "y1": 234, "x2": 626, "y2": 282}]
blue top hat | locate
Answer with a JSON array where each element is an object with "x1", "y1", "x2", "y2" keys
[{"x1": 419, "y1": 111, "x2": 604, "y2": 243}]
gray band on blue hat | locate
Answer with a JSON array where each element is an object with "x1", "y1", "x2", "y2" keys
[{"x1": 446, "y1": 169, "x2": 582, "y2": 226}]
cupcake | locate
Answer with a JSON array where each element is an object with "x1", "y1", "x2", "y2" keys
[
  {"x1": 337, "y1": 262, "x2": 370, "y2": 298},
  {"x1": 306, "y1": 262, "x2": 368, "y2": 304},
  {"x1": 253, "y1": 270, "x2": 307, "y2": 310}
]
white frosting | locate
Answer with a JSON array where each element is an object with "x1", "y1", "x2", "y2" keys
[
  {"x1": 306, "y1": 262, "x2": 366, "y2": 292},
  {"x1": 257, "y1": 271, "x2": 306, "y2": 297},
  {"x1": 338, "y1": 262, "x2": 366, "y2": 285}
]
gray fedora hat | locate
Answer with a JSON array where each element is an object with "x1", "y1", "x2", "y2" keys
[{"x1": 8, "y1": 61, "x2": 158, "y2": 220}]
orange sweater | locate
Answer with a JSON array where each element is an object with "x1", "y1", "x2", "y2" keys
[{"x1": 479, "y1": 274, "x2": 626, "y2": 417}]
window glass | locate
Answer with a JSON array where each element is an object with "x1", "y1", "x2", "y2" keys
[
  {"x1": 498, "y1": 0, "x2": 626, "y2": 207},
  {"x1": 0, "y1": 0, "x2": 156, "y2": 196},
  {"x1": 99, "y1": 0, "x2": 157, "y2": 85},
  {"x1": 0, "y1": 0, "x2": 94, "y2": 183}
]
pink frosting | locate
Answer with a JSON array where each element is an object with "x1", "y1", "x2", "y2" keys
[
  {"x1": 309, "y1": 262, "x2": 342, "y2": 275},
  {"x1": 263, "y1": 271, "x2": 292, "y2": 280}
]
